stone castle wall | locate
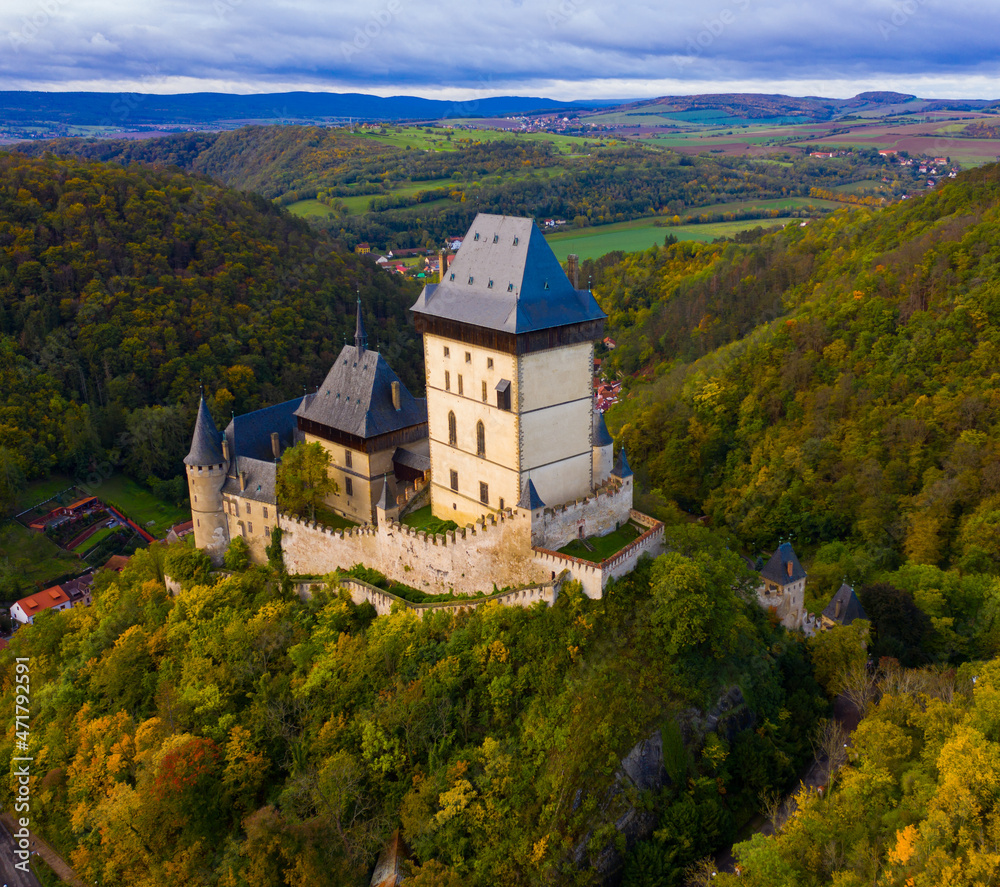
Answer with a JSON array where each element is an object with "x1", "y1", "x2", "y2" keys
[
  {"x1": 294, "y1": 575, "x2": 561, "y2": 618},
  {"x1": 535, "y1": 476, "x2": 634, "y2": 551},
  {"x1": 280, "y1": 507, "x2": 550, "y2": 596},
  {"x1": 532, "y1": 511, "x2": 665, "y2": 599}
]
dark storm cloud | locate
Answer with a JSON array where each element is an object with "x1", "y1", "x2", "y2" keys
[{"x1": 1, "y1": 0, "x2": 997, "y2": 98}]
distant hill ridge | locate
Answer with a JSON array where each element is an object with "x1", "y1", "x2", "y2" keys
[{"x1": 0, "y1": 90, "x2": 609, "y2": 125}]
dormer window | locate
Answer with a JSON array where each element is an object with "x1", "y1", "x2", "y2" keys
[
  {"x1": 468, "y1": 276, "x2": 474, "y2": 284},
  {"x1": 493, "y1": 234, "x2": 499, "y2": 243},
  {"x1": 488, "y1": 279, "x2": 494, "y2": 288},
  {"x1": 507, "y1": 283, "x2": 513, "y2": 292},
  {"x1": 474, "y1": 232, "x2": 480, "y2": 241},
  {"x1": 513, "y1": 236, "x2": 519, "y2": 245},
  {"x1": 449, "y1": 273, "x2": 455, "y2": 281},
  {"x1": 544, "y1": 280, "x2": 549, "y2": 289}
]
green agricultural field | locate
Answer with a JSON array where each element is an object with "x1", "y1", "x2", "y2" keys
[
  {"x1": 545, "y1": 215, "x2": 800, "y2": 261},
  {"x1": 0, "y1": 521, "x2": 79, "y2": 590},
  {"x1": 286, "y1": 198, "x2": 338, "y2": 220},
  {"x1": 95, "y1": 474, "x2": 189, "y2": 537}
]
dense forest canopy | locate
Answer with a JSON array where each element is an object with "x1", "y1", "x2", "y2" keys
[
  {"x1": 599, "y1": 164, "x2": 1000, "y2": 577},
  {"x1": 0, "y1": 151, "x2": 422, "y2": 508},
  {"x1": 0, "y1": 536, "x2": 825, "y2": 885}
]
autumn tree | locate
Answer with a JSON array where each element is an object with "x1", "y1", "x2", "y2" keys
[{"x1": 275, "y1": 441, "x2": 338, "y2": 520}]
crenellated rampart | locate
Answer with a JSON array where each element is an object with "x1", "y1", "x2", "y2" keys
[
  {"x1": 532, "y1": 510, "x2": 665, "y2": 599},
  {"x1": 293, "y1": 574, "x2": 562, "y2": 617},
  {"x1": 280, "y1": 506, "x2": 550, "y2": 596}
]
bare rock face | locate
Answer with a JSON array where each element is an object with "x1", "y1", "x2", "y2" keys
[{"x1": 571, "y1": 686, "x2": 754, "y2": 884}]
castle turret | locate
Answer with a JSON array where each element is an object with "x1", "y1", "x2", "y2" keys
[
  {"x1": 592, "y1": 407, "x2": 614, "y2": 486},
  {"x1": 184, "y1": 397, "x2": 230, "y2": 563}
]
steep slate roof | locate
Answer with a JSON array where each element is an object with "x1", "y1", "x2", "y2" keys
[
  {"x1": 410, "y1": 214, "x2": 606, "y2": 334},
  {"x1": 185, "y1": 397, "x2": 225, "y2": 466},
  {"x1": 223, "y1": 458, "x2": 277, "y2": 504},
  {"x1": 225, "y1": 397, "x2": 303, "y2": 463},
  {"x1": 295, "y1": 343, "x2": 426, "y2": 439},
  {"x1": 822, "y1": 584, "x2": 868, "y2": 625},
  {"x1": 612, "y1": 448, "x2": 633, "y2": 478},
  {"x1": 760, "y1": 542, "x2": 807, "y2": 585},
  {"x1": 392, "y1": 447, "x2": 431, "y2": 472},
  {"x1": 519, "y1": 478, "x2": 546, "y2": 510},
  {"x1": 593, "y1": 409, "x2": 613, "y2": 448}
]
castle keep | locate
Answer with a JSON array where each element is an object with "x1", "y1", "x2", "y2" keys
[{"x1": 185, "y1": 214, "x2": 663, "y2": 599}]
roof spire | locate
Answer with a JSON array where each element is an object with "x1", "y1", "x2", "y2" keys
[{"x1": 355, "y1": 292, "x2": 367, "y2": 355}]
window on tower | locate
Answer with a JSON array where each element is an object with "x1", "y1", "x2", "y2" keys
[
  {"x1": 480, "y1": 482, "x2": 489, "y2": 504},
  {"x1": 448, "y1": 411, "x2": 457, "y2": 446},
  {"x1": 458, "y1": 375, "x2": 463, "y2": 395},
  {"x1": 450, "y1": 470, "x2": 459, "y2": 491},
  {"x1": 445, "y1": 370, "x2": 450, "y2": 391},
  {"x1": 476, "y1": 421, "x2": 485, "y2": 457}
]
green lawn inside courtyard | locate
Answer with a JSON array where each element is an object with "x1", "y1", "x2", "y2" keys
[{"x1": 557, "y1": 521, "x2": 644, "y2": 563}]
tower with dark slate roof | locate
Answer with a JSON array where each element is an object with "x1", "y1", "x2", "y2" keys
[
  {"x1": 184, "y1": 397, "x2": 231, "y2": 561},
  {"x1": 411, "y1": 213, "x2": 610, "y2": 525},
  {"x1": 294, "y1": 301, "x2": 428, "y2": 525}
]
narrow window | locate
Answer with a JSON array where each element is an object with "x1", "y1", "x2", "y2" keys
[
  {"x1": 197, "y1": 518, "x2": 201, "y2": 527},
  {"x1": 465, "y1": 351, "x2": 471, "y2": 363},
  {"x1": 487, "y1": 357, "x2": 494, "y2": 369},
  {"x1": 450, "y1": 469, "x2": 459, "y2": 491},
  {"x1": 458, "y1": 375, "x2": 463, "y2": 395},
  {"x1": 476, "y1": 420, "x2": 485, "y2": 457},
  {"x1": 265, "y1": 525, "x2": 270, "y2": 536},
  {"x1": 345, "y1": 450, "x2": 352, "y2": 468},
  {"x1": 263, "y1": 506, "x2": 268, "y2": 519},
  {"x1": 346, "y1": 477, "x2": 353, "y2": 497},
  {"x1": 448, "y1": 411, "x2": 457, "y2": 446},
  {"x1": 247, "y1": 504, "x2": 252, "y2": 515},
  {"x1": 444, "y1": 345, "x2": 450, "y2": 357},
  {"x1": 248, "y1": 522, "x2": 253, "y2": 534},
  {"x1": 445, "y1": 370, "x2": 450, "y2": 391},
  {"x1": 481, "y1": 380, "x2": 487, "y2": 402},
  {"x1": 194, "y1": 494, "x2": 198, "y2": 503},
  {"x1": 479, "y1": 482, "x2": 489, "y2": 505},
  {"x1": 499, "y1": 498, "x2": 504, "y2": 511},
  {"x1": 235, "y1": 501, "x2": 240, "y2": 517}
]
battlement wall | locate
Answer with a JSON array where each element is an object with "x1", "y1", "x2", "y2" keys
[
  {"x1": 293, "y1": 575, "x2": 561, "y2": 618},
  {"x1": 280, "y1": 506, "x2": 550, "y2": 596},
  {"x1": 536, "y1": 475, "x2": 634, "y2": 550},
  {"x1": 532, "y1": 509, "x2": 665, "y2": 599}
]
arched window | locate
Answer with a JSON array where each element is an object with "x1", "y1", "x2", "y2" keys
[
  {"x1": 476, "y1": 420, "x2": 485, "y2": 457},
  {"x1": 448, "y1": 411, "x2": 457, "y2": 446}
]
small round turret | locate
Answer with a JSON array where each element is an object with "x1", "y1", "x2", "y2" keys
[{"x1": 184, "y1": 397, "x2": 231, "y2": 562}]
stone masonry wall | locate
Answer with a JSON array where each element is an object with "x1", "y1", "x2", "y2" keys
[
  {"x1": 280, "y1": 507, "x2": 550, "y2": 596},
  {"x1": 294, "y1": 576, "x2": 561, "y2": 618},
  {"x1": 535, "y1": 476, "x2": 634, "y2": 551},
  {"x1": 532, "y1": 511, "x2": 665, "y2": 599}
]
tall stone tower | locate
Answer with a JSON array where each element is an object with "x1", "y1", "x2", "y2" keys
[
  {"x1": 184, "y1": 397, "x2": 231, "y2": 562},
  {"x1": 411, "y1": 214, "x2": 606, "y2": 525}
]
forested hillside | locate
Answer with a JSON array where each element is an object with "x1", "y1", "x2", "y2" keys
[
  {"x1": 599, "y1": 164, "x2": 1000, "y2": 576},
  {"x1": 17, "y1": 126, "x2": 902, "y2": 250},
  {"x1": 0, "y1": 151, "x2": 422, "y2": 510},
  {"x1": 0, "y1": 535, "x2": 825, "y2": 885}
]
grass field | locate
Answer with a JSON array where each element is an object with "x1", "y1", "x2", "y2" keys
[
  {"x1": 73, "y1": 526, "x2": 113, "y2": 554},
  {"x1": 15, "y1": 474, "x2": 76, "y2": 515},
  {"x1": 558, "y1": 521, "x2": 642, "y2": 562},
  {"x1": 545, "y1": 215, "x2": 801, "y2": 261},
  {"x1": 402, "y1": 505, "x2": 459, "y2": 534},
  {"x1": 287, "y1": 198, "x2": 337, "y2": 220},
  {"x1": 96, "y1": 474, "x2": 189, "y2": 537},
  {"x1": 0, "y1": 521, "x2": 79, "y2": 589}
]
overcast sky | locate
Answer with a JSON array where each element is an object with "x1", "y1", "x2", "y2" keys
[{"x1": 2, "y1": 0, "x2": 998, "y2": 100}]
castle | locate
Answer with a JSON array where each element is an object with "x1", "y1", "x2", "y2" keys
[{"x1": 185, "y1": 213, "x2": 664, "y2": 600}]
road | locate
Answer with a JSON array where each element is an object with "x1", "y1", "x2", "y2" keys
[{"x1": 0, "y1": 817, "x2": 40, "y2": 887}]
